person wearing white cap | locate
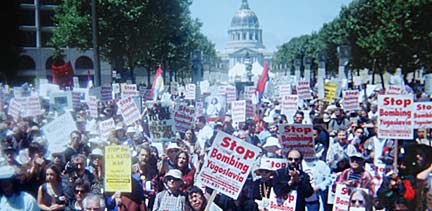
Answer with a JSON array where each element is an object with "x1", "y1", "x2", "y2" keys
[
  {"x1": 0, "y1": 165, "x2": 40, "y2": 211},
  {"x1": 158, "y1": 143, "x2": 182, "y2": 175},
  {"x1": 250, "y1": 159, "x2": 276, "y2": 210},
  {"x1": 262, "y1": 136, "x2": 283, "y2": 158},
  {"x1": 153, "y1": 169, "x2": 186, "y2": 211},
  {"x1": 88, "y1": 148, "x2": 104, "y2": 182}
]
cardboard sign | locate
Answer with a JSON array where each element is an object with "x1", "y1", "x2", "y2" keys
[
  {"x1": 296, "y1": 81, "x2": 312, "y2": 100},
  {"x1": 324, "y1": 82, "x2": 338, "y2": 102},
  {"x1": 105, "y1": 145, "x2": 132, "y2": 192},
  {"x1": 281, "y1": 95, "x2": 299, "y2": 119},
  {"x1": 8, "y1": 99, "x2": 21, "y2": 120},
  {"x1": 377, "y1": 95, "x2": 413, "y2": 139},
  {"x1": 279, "y1": 84, "x2": 292, "y2": 98},
  {"x1": 386, "y1": 85, "x2": 402, "y2": 95},
  {"x1": 173, "y1": 103, "x2": 195, "y2": 133},
  {"x1": 226, "y1": 86, "x2": 237, "y2": 103},
  {"x1": 88, "y1": 96, "x2": 98, "y2": 119},
  {"x1": 17, "y1": 96, "x2": 43, "y2": 117},
  {"x1": 260, "y1": 158, "x2": 289, "y2": 171},
  {"x1": 197, "y1": 132, "x2": 261, "y2": 200},
  {"x1": 117, "y1": 97, "x2": 141, "y2": 126},
  {"x1": 121, "y1": 84, "x2": 138, "y2": 98},
  {"x1": 231, "y1": 100, "x2": 246, "y2": 123},
  {"x1": 332, "y1": 184, "x2": 368, "y2": 211},
  {"x1": 267, "y1": 190, "x2": 297, "y2": 211},
  {"x1": 185, "y1": 84, "x2": 196, "y2": 100},
  {"x1": 42, "y1": 112, "x2": 78, "y2": 149},
  {"x1": 279, "y1": 124, "x2": 315, "y2": 159},
  {"x1": 413, "y1": 102, "x2": 432, "y2": 128},
  {"x1": 342, "y1": 90, "x2": 360, "y2": 111},
  {"x1": 99, "y1": 118, "x2": 115, "y2": 141}
]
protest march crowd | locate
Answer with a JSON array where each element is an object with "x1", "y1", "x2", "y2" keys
[{"x1": 0, "y1": 76, "x2": 431, "y2": 211}]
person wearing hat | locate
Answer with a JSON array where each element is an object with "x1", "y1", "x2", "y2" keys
[
  {"x1": 250, "y1": 159, "x2": 276, "y2": 210},
  {"x1": 333, "y1": 152, "x2": 375, "y2": 195},
  {"x1": 153, "y1": 169, "x2": 186, "y2": 211},
  {"x1": 158, "y1": 143, "x2": 182, "y2": 175},
  {"x1": 1, "y1": 137, "x2": 21, "y2": 168},
  {"x1": 0, "y1": 165, "x2": 40, "y2": 211},
  {"x1": 262, "y1": 136, "x2": 283, "y2": 158},
  {"x1": 88, "y1": 148, "x2": 104, "y2": 182}
]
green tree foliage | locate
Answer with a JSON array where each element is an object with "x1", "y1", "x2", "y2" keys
[
  {"x1": 51, "y1": 0, "x2": 216, "y2": 83},
  {"x1": 275, "y1": 0, "x2": 432, "y2": 76}
]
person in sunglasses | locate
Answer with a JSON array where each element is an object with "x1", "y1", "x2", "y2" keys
[
  {"x1": 348, "y1": 189, "x2": 372, "y2": 211},
  {"x1": 272, "y1": 150, "x2": 314, "y2": 211},
  {"x1": 153, "y1": 169, "x2": 186, "y2": 211}
]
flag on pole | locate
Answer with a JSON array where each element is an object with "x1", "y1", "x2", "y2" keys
[
  {"x1": 151, "y1": 66, "x2": 164, "y2": 100},
  {"x1": 256, "y1": 60, "x2": 269, "y2": 103}
]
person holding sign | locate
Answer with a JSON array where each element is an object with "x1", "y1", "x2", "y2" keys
[{"x1": 272, "y1": 150, "x2": 314, "y2": 211}]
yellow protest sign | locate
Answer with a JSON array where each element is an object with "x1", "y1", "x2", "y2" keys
[
  {"x1": 324, "y1": 82, "x2": 337, "y2": 102},
  {"x1": 104, "y1": 145, "x2": 132, "y2": 192}
]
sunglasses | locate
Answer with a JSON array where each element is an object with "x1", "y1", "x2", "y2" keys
[
  {"x1": 351, "y1": 200, "x2": 364, "y2": 205},
  {"x1": 166, "y1": 176, "x2": 181, "y2": 181},
  {"x1": 75, "y1": 189, "x2": 86, "y2": 194},
  {"x1": 288, "y1": 157, "x2": 300, "y2": 162},
  {"x1": 168, "y1": 149, "x2": 180, "y2": 153}
]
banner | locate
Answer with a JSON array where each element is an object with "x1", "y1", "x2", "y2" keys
[
  {"x1": 413, "y1": 102, "x2": 432, "y2": 129},
  {"x1": 332, "y1": 184, "x2": 368, "y2": 211},
  {"x1": 231, "y1": 100, "x2": 246, "y2": 123},
  {"x1": 324, "y1": 82, "x2": 338, "y2": 102},
  {"x1": 105, "y1": 145, "x2": 132, "y2": 192},
  {"x1": 117, "y1": 97, "x2": 140, "y2": 126},
  {"x1": 377, "y1": 95, "x2": 413, "y2": 139},
  {"x1": 185, "y1": 84, "x2": 196, "y2": 100},
  {"x1": 197, "y1": 132, "x2": 261, "y2": 199},
  {"x1": 342, "y1": 90, "x2": 360, "y2": 111},
  {"x1": 99, "y1": 118, "x2": 115, "y2": 141},
  {"x1": 51, "y1": 62, "x2": 74, "y2": 88},
  {"x1": 279, "y1": 124, "x2": 315, "y2": 159},
  {"x1": 296, "y1": 81, "x2": 312, "y2": 100},
  {"x1": 173, "y1": 103, "x2": 195, "y2": 133}
]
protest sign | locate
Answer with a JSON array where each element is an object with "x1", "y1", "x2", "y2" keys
[
  {"x1": 324, "y1": 82, "x2": 338, "y2": 102},
  {"x1": 218, "y1": 85, "x2": 226, "y2": 96},
  {"x1": 413, "y1": 102, "x2": 432, "y2": 128},
  {"x1": 42, "y1": 111, "x2": 78, "y2": 150},
  {"x1": 139, "y1": 88, "x2": 153, "y2": 101},
  {"x1": 353, "y1": 76, "x2": 361, "y2": 87},
  {"x1": 50, "y1": 91, "x2": 73, "y2": 111},
  {"x1": 200, "y1": 80, "x2": 210, "y2": 95},
  {"x1": 296, "y1": 81, "x2": 312, "y2": 100},
  {"x1": 71, "y1": 91, "x2": 83, "y2": 110},
  {"x1": 173, "y1": 103, "x2": 195, "y2": 133},
  {"x1": 279, "y1": 124, "x2": 315, "y2": 159},
  {"x1": 99, "y1": 118, "x2": 115, "y2": 141},
  {"x1": 332, "y1": 184, "x2": 368, "y2": 211},
  {"x1": 197, "y1": 131, "x2": 261, "y2": 199},
  {"x1": 245, "y1": 100, "x2": 254, "y2": 118},
  {"x1": 205, "y1": 95, "x2": 225, "y2": 118},
  {"x1": 185, "y1": 84, "x2": 196, "y2": 100},
  {"x1": 386, "y1": 85, "x2": 402, "y2": 95},
  {"x1": 147, "y1": 104, "x2": 175, "y2": 141},
  {"x1": 342, "y1": 90, "x2": 360, "y2": 111},
  {"x1": 121, "y1": 84, "x2": 138, "y2": 98},
  {"x1": 117, "y1": 97, "x2": 140, "y2": 126},
  {"x1": 8, "y1": 99, "x2": 21, "y2": 120},
  {"x1": 279, "y1": 84, "x2": 291, "y2": 98},
  {"x1": 377, "y1": 95, "x2": 413, "y2": 139},
  {"x1": 266, "y1": 190, "x2": 297, "y2": 211},
  {"x1": 39, "y1": 83, "x2": 60, "y2": 98},
  {"x1": 88, "y1": 96, "x2": 98, "y2": 119},
  {"x1": 195, "y1": 101, "x2": 204, "y2": 117},
  {"x1": 20, "y1": 96, "x2": 43, "y2": 117},
  {"x1": 231, "y1": 100, "x2": 246, "y2": 123},
  {"x1": 101, "y1": 84, "x2": 113, "y2": 102},
  {"x1": 244, "y1": 86, "x2": 256, "y2": 100},
  {"x1": 260, "y1": 158, "x2": 289, "y2": 171},
  {"x1": 281, "y1": 95, "x2": 299, "y2": 120},
  {"x1": 105, "y1": 145, "x2": 132, "y2": 192},
  {"x1": 226, "y1": 86, "x2": 237, "y2": 103},
  {"x1": 365, "y1": 163, "x2": 391, "y2": 194}
]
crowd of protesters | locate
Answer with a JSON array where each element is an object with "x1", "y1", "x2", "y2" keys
[{"x1": 0, "y1": 83, "x2": 431, "y2": 211}]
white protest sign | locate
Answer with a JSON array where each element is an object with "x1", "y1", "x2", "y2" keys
[
  {"x1": 342, "y1": 90, "x2": 360, "y2": 111},
  {"x1": 332, "y1": 184, "x2": 368, "y2": 211},
  {"x1": 185, "y1": 84, "x2": 196, "y2": 100},
  {"x1": 88, "y1": 96, "x2": 98, "y2": 119},
  {"x1": 377, "y1": 95, "x2": 413, "y2": 139},
  {"x1": 39, "y1": 84, "x2": 60, "y2": 98},
  {"x1": 121, "y1": 84, "x2": 138, "y2": 98},
  {"x1": 99, "y1": 118, "x2": 115, "y2": 141},
  {"x1": 267, "y1": 190, "x2": 297, "y2": 211},
  {"x1": 365, "y1": 163, "x2": 391, "y2": 194},
  {"x1": 386, "y1": 85, "x2": 402, "y2": 95},
  {"x1": 296, "y1": 81, "x2": 312, "y2": 100},
  {"x1": 353, "y1": 76, "x2": 362, "y2": 87},
  {"x1": 279, "y1": 84, "x2": 291, "y2": 98},
  {"x1": 226, "y1": 86, "x2": 237, "y2": 103},
  {"x1": 218, "y1": 85, "x2": 226, "y2": 96},
  {"x1": 244, "y1": 86, "x2": 256, "y2": 100},
  {"x1": 173, "y1": 103, "x2": 195, "y2": 133},
  {"x1": 42, "y1": 111, "x2": 77, "y2": 149},
  {"x1": 413, "y1": 102, "x2": 432, "y2": 129},
  {"x1": 195, "y1": 101, "x2": 204, "y2": 117},
  {"x1": 279, "y1": 124, "x2": 315, "y2": 159},
  {"x1": 8, "y1": 99, "x2": 21, "y2": 120},
  {"x1": 260, "y1": 158, "x2": 289, "y2": 171},
  {"x1": 19, "y1": 96, "x2": 43, "y2": 117},
  {"x1": 245, "y1": 100, "x2": 254, "y2": 118},
  {"x1": 117, "y1": 97, "x2": 141, "y2": 126},
  {"x1": 281, "y1": 95, "x2": 299, "y2": 119},
  {"x1": 200, "y1": 80, "x2": 210, "y2": 95},
  {"x1": 231, "y1": 100, "x2": 246, "y2": 123},
  {"x1": 112, "y1": 83, "x2": 120, "y2": 94},
  {"x1": 197, "y1": 131, "x2": 261, "y2": 200}
]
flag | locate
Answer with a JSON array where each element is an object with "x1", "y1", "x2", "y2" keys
[
  {"x1": 151, "y1": 66, "x2": 164, "y2": 100},
  {"x1": 52, "y1": 61, "x2": 74, "y2": 89},
  {"x1": 256, "y1": 60, "x2": 269, "y2": 103}
]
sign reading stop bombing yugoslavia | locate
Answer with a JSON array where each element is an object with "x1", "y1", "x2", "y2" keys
[
  {"x1": 105, "y1": 145, "x2": 132, "y2": 192},
  {"x1": 413, "y1": 102, "x2": 432, "y2": 129},
  {"x1": 197, "y1": 131, "x2": 261, "y2": 200},
  {"x1": 377, "y1": 95, "x2": 413, "y2": 139}
]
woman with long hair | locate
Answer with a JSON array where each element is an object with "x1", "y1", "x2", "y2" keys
[
  {"x1": 37, "y1": 164, "x2": 66, "y2": 211},
  {"x1": 174, "y1": 151, "x2": 195, "y2": 192}
]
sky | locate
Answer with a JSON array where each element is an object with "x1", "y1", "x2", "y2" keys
[{"x1": 190, "y1": 0, "x2": 353, "y2": 52}]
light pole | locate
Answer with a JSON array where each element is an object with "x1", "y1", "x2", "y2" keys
[{"x1": 294, "y1": 56, "x2": 302, "y2": 81}]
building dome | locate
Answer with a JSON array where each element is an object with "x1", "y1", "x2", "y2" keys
[{"x1": 230, "y1": 0, "x2": 259, "y2": 28}]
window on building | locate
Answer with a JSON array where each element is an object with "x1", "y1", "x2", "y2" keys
[
  {"x1": 255, "y1": 33, "x2": 258, "y2": 41},
  {"x1": 237, "y1": 33, "x2": 240, "y2": 40},
  {"x1": 18, "y1": 9, "x2": 35, "y2": 26},
  {"x1": 41, "y1": 31, "x2": 53, "y2": 47},
  {"x1": 243, "y1": 33, "x2": 246, "y2": 40},
  {"x1": 17, "y1": 31, "x2": 36, "y2": 47},
  {"x1": 40, "y1": 0, "x2": 61, "y2": 5},
  {"x1": 249, "y1": 33, "x2": 253, "y2": 40},
  {"x1": 18, "y1": 0, "x2": 33, "y2": 4},
  {"x1": 18, "y1": 55, "x2": 36, "y2": 70},
  {"x1": 75, "y1": 56, "x2": 94, "y2": 70},
  {"x1": 40, "y1": 10, "x2": 55, "y2": 26}
]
